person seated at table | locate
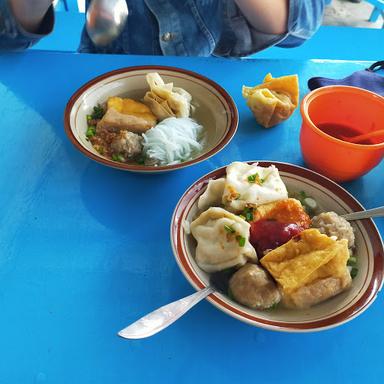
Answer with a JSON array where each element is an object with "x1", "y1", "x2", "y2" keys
[{"x1": 0, "y1": 0, "x2": 325, "y2": 57}]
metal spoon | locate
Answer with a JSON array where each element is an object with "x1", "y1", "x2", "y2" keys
[
  {"x1": 86, "y1": 0, "x2": 128, "y2": 47},
  {"x1": 118, "y1": 206, "x2": 384, "y2": 339},
  {"x1": 342, "y1": 206, "x2": 384, "y2": 221},
  {"x1": 118, "y1": 286, "x2": 215, "y2": 339}
]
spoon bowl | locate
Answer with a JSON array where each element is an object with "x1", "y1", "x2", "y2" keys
[
  {"x1": 86, "y1": 0, "x2": 128, "y2": 47},
  {"x1": 339, "y1": 129, "x2": 384, "y2": 144}
]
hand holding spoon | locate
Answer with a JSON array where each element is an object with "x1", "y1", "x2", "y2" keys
[{"x1": 86, "y1": 0, "x2": 128, "y2": 47}]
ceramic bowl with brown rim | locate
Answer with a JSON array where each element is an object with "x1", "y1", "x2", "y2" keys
[
  {"x1": 64, "y1": 66, "x2": 238, "y2": 172},
  {"x1": 171, "y1": 161, "x2": 384, "y2": 332}
]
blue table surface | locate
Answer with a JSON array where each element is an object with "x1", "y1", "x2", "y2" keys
[{"x1": 0, "y1": 51, "x2": 383, "y2": 384}]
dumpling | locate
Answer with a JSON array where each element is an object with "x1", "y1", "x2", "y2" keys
[
  {"x1": 197, "y1": 178, "x2": 226, "y2": 211},
  {"x1": 242, "y1": 73, "x2": 299, "y2": 128},
  {"x1": 144, "y1": 73, "x2": 192, "y2": 120},
  {"x1": 190, "y1": 207, "x2": 257, "y2": 273},
  {"x1": 222, "y1": 162, "x2": 288, "y2": 212},
  {"x1": 260, "y1": 228, "x2": 352, "y2": 308}
]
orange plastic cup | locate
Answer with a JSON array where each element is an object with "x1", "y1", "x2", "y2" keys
[{"x1": 300, "y1": 86, "x2": 384, "y2": 182}]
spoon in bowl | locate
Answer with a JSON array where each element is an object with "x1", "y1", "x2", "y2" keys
[
  {"x1": 86, "y1": 0, "x2": 129, "y2": 47},
  {"x1": 342, "y1": 206, "x2": 384, "y2": 221},
  {"x1": 118, "y1": 206, "x2": 384, "y2": 339},
  {"x1": 339, "y1": 129, "x2": 384, "y2": 144}
]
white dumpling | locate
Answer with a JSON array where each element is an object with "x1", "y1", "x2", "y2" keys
[
  {"x1": 190, "y1": 207, "x2": 257, "y2": 273},
  {"x1": 197, "y1": 178, "x2": 226, "y2": 211},
  {"x1": 222, "y1": 162, "x2": 288, "y2": 212}
]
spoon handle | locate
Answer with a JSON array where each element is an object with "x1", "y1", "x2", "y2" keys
[
  {"x1": 342, "y1": 206, "x2": 384, "y2": 221},
  {"x1": 118, "y1": 287, "x2": 215, "y2": 339}
]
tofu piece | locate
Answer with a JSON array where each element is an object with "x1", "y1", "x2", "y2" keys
[
  {"x1": 97, "y1": 97, "x2": 157, "y2": 133},
  {"x1": 253, "y1": 198, "x2": 311, "y2": 229}
]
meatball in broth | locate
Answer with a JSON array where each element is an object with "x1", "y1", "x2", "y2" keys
[{"x1": 229, "y1": 264, "x2": 281, "y2": 309}]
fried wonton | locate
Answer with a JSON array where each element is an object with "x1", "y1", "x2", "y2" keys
[
  {"x1": 253, "y1": 198, "x2": 311, "y2": 229},
  {"x1": 242, "y1": 73, "x2": 299, "y2": 128},
  {"x1": 97, "y1": 97, "x2": 157, "y2": 133},
  {"x1": 143, "y1": 72, "x2": 192, "y2": 120},
  {"x1": 260, "y1": 228, "x2": 351, "y2": 308}
]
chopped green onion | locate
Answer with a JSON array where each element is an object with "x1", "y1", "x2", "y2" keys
[
  {"x1": 117, "y1": 154, "x2": 125, "y2": 162},
  {"x1": 242, "y1": 207, "x2": 254, "y2": 222},
  {"x1": 86, "y1": 114, "x2": 92, "y2": 121},
  {"x1": 267, "y1": 302, "x2": 279, "y2": 310},
  {"x1": 111, "y1": 154, "x2": 119, "y2": 161},
  {"x1": 303, "y1": 197, "x2": 317, "y2": 211},
  {"x1": 224, "y1": 224, "x2": 235, "y2": 233},
  {"x1": 236, "y1": 235, "x2": 246, "y2": 247},
  {"x1": 91, "y1": 104, "x2": 105, "y2": 120},
  {"x1": 247, "y1": 173, "x2": 263, "y2": 184},
  {"x1": 347, "y1": 256, "x2": 357, "y2": 266},
  {"x1": 86, "y1": 126, "x2": 96, "y2": 137},
  {"x1": 299, "y1": 191, "x2": 307, "y2": 200},
  {"x1": 350, "y1": 267, "x2": 358, "y2": 279}
]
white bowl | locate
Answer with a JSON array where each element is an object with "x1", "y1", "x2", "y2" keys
[
  {"x1": 64, "y1": 66, "x2": 238, "y2": 172},
  {"x1": 171, "y1": 161, "x2": 384, "y2": 332}
]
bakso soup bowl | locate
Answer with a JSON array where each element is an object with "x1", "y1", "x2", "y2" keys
[
  {"x1": 171, "y1": 161, "x2": 383, "y2": 332},
  {"x1": 64, "y1": 66, "x2": 238, "y2": 173},
  {"x1": 300, "y1": 86, "x2": 384, "y2": 182}
]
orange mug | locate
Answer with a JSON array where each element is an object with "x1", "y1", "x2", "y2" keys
[{"x1": 300, "y1": 86, "x2": 384, "y2": 182}]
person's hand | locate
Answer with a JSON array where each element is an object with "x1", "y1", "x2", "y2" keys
[
  {"x1": 234, "y1": 0, "x2": 289, "y2": 35},
  {"x1": 10, "y1": 0, "x2": 53, "y2": 33}
]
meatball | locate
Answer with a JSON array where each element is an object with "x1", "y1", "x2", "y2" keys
[
  {"x1": 229, "y1": 264, "x2": 281, "y2": 309},
  {"x1": 311, "y1": 211, "x2": 355, "y2": 248},
  {"x1": 110, "y1": 130, "x2": 143, "y2": 160}
]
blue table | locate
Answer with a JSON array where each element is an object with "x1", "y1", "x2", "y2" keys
[{"x1": 0, "y1": 51, "x2": 383, "y2": 383}]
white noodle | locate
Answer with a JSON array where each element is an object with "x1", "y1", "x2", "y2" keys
[{"x1": 142, "y1": 117, "x2": 203, "y2": 165}]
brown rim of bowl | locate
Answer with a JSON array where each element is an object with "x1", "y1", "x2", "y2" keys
[
  {"x1": 63, "y1": 65, "x2": 238, "y2": 171},
  {"x1": 301, "y1": 85, "x2": 384, "y2": 150},
  {"x1": 171, "y1": 161, "x2": 384, "y2": 332}
]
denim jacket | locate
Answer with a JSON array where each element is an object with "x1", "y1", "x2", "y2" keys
[{"x1": 0, "y1": 0, "x2": 324, "y2": 57}]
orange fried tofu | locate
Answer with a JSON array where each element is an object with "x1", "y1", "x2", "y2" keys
[{"x1": 253, "y1": 198, "x2": 311, "y2": 229}]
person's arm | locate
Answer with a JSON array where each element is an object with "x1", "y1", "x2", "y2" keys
[
  {"x1": 215, "y1": 0, "x2": 325, "y2": 58},
  {"x1": 234, "y1": 0, "x2": 289, "y2": 35},
  {"x1": 0, "y1": 0, "x2": 54, "y2": 51},
  {"x1": 9, "y1": 0, "x2": 52, "y2": 33}
]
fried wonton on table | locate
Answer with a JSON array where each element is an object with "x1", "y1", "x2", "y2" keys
[
  {"x1": 260, "y1": 228, "x2": 351, "y2": 308},
  {"x1": 242, "y1": 73, "x2": 299, "y2": 128}
]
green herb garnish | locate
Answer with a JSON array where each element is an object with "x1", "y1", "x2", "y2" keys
[
  {"x1": 224, "y1": 224, "x2": 236, "y2": 233},
  {"x1": 86, "y1": 114, "x2": 92, "y2": 121},
  {"x1": 242, "y1": 207, "x2": 254, "y2": 222},
  {"x1": 347, "y1": 256, "x2": 357, "y2": 267},
  {"x1": 247, "y1": 173, "x2": 264, "y2": 184},
  {"x1": 86, "y1": 126, "x2": 96, "y2": 137},
  {"x1": 350, "y1": 267, "x2": 358, "y2": 279},
  {"x1": 117, "y1": 154, "x2": 125, "y2": 162},
  {"x1": 236, "y1": 235, "x2": 246, "y2": 247},
  {"x1": 91, "y1": 104, "x2": 105, "y2": 120},
  {"x1": 111, "y1": 154, "x2": 119, "y2": 161},
  {"x1": 267, "y1": 302, "x2": 279, "y2": 310}
]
